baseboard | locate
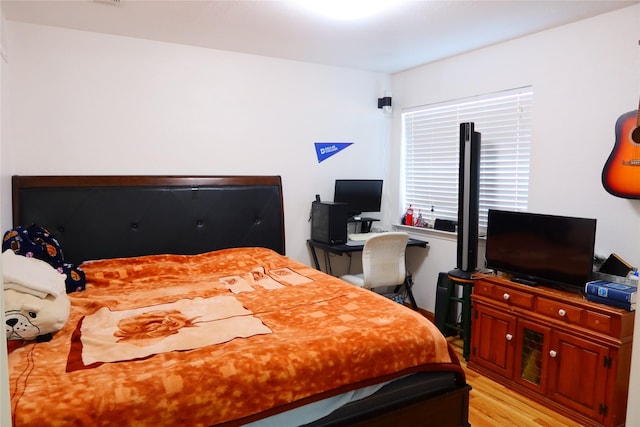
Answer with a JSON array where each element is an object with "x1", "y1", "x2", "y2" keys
[{"x1": 409, "y1": 304, "x2": 434, "y2": 322}]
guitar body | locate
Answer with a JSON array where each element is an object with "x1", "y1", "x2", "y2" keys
[{"x1": 602, "y1": 109, "x2": 640, "y2": 199}]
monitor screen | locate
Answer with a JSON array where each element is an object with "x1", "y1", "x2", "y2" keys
[
  {"x1": 333, "y1": 179, "x2": 383, "y2": 217},
  {"x1": 485, "y1": 209, "x2": 597, "y2": 293}
]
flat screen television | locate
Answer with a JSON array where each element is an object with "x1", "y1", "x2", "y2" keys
[
  {"x1": 485, "y1": 209, "x2": 597, "y2": 293},
  {"x1": 333, "y1": 179, "x2": 383, "y2": 218}
]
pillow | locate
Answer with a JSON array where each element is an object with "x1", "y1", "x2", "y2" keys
[
  {"x1": 3, "y1": 224, "x2": 86, "y2": 293},
  {"x1": 4, "y1": 288, "x2": 71, "y2": 343},
  {"x1": 3, "y1": 249, "x2": 71, "y2": 344}
]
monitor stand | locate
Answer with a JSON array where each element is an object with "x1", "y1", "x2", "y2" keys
[{"x1": 347, "y1": 216, "x2": 379, "y2": 233}]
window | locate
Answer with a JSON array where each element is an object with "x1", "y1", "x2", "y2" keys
[{"x1": 401, "y1": 87, "x2": 533, "y2": 230}]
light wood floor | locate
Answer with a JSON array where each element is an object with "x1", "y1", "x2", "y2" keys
[{"x1": 448, "y1": 337, "x2": 583, "y2": 427}]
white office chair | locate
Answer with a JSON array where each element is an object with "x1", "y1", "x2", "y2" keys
[{"x1": 340, "y1": 232, "x2": 410, "y2": 291}]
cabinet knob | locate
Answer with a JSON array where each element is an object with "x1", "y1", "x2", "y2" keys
[
  {"x1": 506, "y1": 333, "x2": 513, "y2": 341},
  {"x1": 558, "y1": 309, "x2": 566, "y2": 317},
  {"x1": 549, "y1": 350, "x2": 557, "y2": 358},
  {"x1": 503, "y1": 293, "x2": 511, "y2": 301}
]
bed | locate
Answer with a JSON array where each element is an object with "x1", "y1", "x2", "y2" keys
[{"x1": 6, "y1": 175, "x2": 470, "y2": 427}]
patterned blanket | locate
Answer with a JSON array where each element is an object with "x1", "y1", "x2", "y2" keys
[{"x1": 8, "y1": 247, "x2": 462, "y2": 426}]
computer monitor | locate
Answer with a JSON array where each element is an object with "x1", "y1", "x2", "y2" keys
[{"x1": 333, "y1": 179, "x2": 383, "y2": 218}]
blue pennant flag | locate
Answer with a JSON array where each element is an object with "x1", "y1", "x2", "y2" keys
[{"x1": 314, "y1": 142, "x2": 353, "y2": 163}]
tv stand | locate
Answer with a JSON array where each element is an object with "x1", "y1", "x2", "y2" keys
[{"x1": 469, "y1": 274, "x2": 634, "y2": 427}]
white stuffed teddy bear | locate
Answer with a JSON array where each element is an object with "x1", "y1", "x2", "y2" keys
[{"x1": 3, "y1": 250, "x2": 71, "y2": 342}]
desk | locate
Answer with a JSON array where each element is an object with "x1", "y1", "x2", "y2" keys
[{"x1": 307, "y1": 238, "x2": 428, "y2": 310}]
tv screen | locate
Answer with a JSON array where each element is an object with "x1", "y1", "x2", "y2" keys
[
  {"x1": 485, "y1": 209, "x2": 597, "y2": 293},
  {"x1": 334, "y1": 179, "x2": 383, "y2": 218}
]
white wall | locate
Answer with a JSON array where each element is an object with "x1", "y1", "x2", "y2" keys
[
  {"x1": 1, "y1": 21, "x2": 392, "y2": 264},
  {"x1": 0, "y1": 12, "x2": 11, "y2": 427},
  {"x1": 5, "y1": 7, "x2": 636, "y2": 313},
  {"x1": 0, "y1": 24, "x2": 390, "y2": 426},
  {"x1": 390, "y1": 4, "x2": 640, "y2": 313},
  {"x1": 1, "y1": 5, "x2": 640, "y2": 424},
  {"x1": 391, "y1": 5, "x2": 640, "y2": 423}
]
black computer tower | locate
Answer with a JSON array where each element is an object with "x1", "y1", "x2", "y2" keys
[{"x1": 311, "y1": 201, "x2": 347, "y2": 245}]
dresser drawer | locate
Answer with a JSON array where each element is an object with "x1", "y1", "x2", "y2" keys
[
  {"x1": 497, "y1": 286, "x2": 535, "y2": 309},
  {"x1": 536, "y1": 297, "x2": 581, "y2": 324},
  {"x1": 474, "y1": 281, "x2": 534, "y2": 310},
  {"x1": 584, "y1": 310, "x2": 613, "y2": 335},
  {"x1": 473, "y1": 281, "x2": 494, "y2": 298}
]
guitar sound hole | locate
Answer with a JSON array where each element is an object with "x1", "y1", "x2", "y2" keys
[{"x1": 631, "y1": 127, "x2": 640, "y2": 144}]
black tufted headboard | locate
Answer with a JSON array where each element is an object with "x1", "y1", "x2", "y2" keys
[{"x1": 11, "y1": 175, "x2": 285, "y2": 265}]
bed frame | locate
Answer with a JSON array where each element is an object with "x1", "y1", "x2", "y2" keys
[
  {"x1": 11, "y1": 175, "x2": 286, "y2": 264},
  {"x1": 10, "y1": 174, "x2": 470, "y2": 427}
]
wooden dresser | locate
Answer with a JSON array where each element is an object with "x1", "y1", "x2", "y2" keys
[{"x1": 468, "y1": 274, "x2": 634, "y2": 427}]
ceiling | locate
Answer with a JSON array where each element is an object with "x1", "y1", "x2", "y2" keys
[{"x1": 1, "y1": 0, "x2": 637, "y2": 73}]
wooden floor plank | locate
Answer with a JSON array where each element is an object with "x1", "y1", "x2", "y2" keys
[{"x1": 448, "y1": 337, "x2": 583, "y2": 427}]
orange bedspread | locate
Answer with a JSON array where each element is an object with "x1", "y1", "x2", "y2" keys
[{"x1": 8, "y1": 247, "x2": 462, "y2": 426}]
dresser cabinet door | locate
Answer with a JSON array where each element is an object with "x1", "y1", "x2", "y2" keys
[
  {"x1": 471, "y1": 304, "x2": 516, "y2": 378},
  {"x1": 547, "y1": 330, "x2": 609, "y2": 423},
  {"x1": 513, "y1": 318, "x2": 551, "y2": 395}
]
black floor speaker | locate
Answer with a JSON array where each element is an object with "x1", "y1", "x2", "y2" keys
[
  {"x1": 451, "y1": 122, "x2": 481, "y2": 279},
  {"x1": 311, "y1": 201, "x2": 347, "y2": 245},
  {"x1": 434, "y1": 272, "x2": 457, "y2": 337}
]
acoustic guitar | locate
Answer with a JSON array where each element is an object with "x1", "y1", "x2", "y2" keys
[{"x1": 602, "y1": 103, "x2": 640, "y2": 199}]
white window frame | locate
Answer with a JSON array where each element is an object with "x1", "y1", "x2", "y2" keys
[{"x1": 401, "y1": 87, "x2": 533, "y2": 231}]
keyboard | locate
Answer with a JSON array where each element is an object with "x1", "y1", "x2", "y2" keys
[{"x1": 348, "y1": 232, "x2": 382, "y2": 242}]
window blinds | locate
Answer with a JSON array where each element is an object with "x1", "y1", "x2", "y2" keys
[{"x1": 401, "y1": 87, "x2": 533, "y2": 229}]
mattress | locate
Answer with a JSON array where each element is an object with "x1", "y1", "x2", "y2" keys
[{"x1": 8, "y1": 247, "x2": 463, "y2": 426}]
